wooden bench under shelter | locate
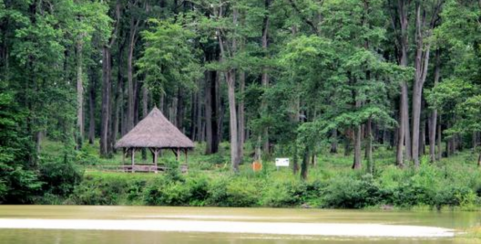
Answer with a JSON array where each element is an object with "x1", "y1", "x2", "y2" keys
[{"x1": 114, "y1": 107, "x2": 195, "y2": 173}]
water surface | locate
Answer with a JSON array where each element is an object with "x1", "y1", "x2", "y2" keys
[{"x1": 0, "y1": 205, "x2": 479, "y2": 243}]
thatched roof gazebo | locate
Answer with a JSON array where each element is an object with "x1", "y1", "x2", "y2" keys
[{"x1": 115, "y1": 107, "x2": 194, "y2": 173}]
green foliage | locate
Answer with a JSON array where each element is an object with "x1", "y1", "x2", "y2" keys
[
  {"x1": 137, "y1": 19, "x2": 202, "y2": 95},
  {"x1": 321, "y1": 173, "x2": 388, "y2": 209},
  {"x1": 61, "y1": 149, "x2": 480, "y2": 210},
  {"x1": 261, "y1": 179, "x2": 310, "y2": 207},
  {"x1": 38, "y1": 157, "x2": 83, "y2": 196},
  {"x1": 0, "y1": 85, "x2": 41, "y2": 203},
  {"x1": 205, "y1": 176, "x2": 258, "y2": 207}
]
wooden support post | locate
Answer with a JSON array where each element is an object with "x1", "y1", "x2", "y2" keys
[
  {"x1": 153, "y1": 148, "x2": 159, "y2": 173},
  {"x1": 176, "y1": 148, "x2": 180, "y2": 161},
  {"x1": 131, "y1": 148, "x2": 135, "y2": 173},
  {"x1": 122, "y1": 148, "x2": 125, "y2": 166},
  {"x1": 185, "y1": 149, "x2": 188, "y2": 165}
]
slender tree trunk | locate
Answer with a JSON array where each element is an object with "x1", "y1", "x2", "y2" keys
[
  {"x1": 330, "y1": 129, "x2": 338, "y2": 153},
  {"x1": 227, "y1": 70, "x2": 239, "y2": 171},
  {"x1": 353, "y1": 125, "x2": 362, "y2": 169},
  {"x1": 412, "y1": 1, "x2": 440, "y2": 166},
  {"x1": 127, "y1": 17, "x2": 139, "y2": 132},
  {"x1": 473, "y1": 131, "x2": 480, "y2": 152},
  {"x1": 261, "y1": 0, "x2": 271, "y2": 154},
  {"x1": 366, "y1": 117, "x2": 373, "y2": 173},
  {"x1": 352, "y1": 98, "x2": 362, "y2": 169},
  {"x1": 159, "y1": 93, "x2": 164, "y2": 112},
  {"x1": 216, "y1": 5, "x2": 240, "y2": 171},
  {"x1": 112, "y1": 35, "x2": 126, "y2": 152},
  {"x1": 300, "y1": 147, "x2": 309, "y2": 180},
  {"x1": 237, "y1": 71, "x2": 245, "y2": 162},
  {"x1": 101, "y1": 1, "x2": 120, "y2": 157},
  {"x1": 196, "y1": 85, "x2": 203, "y2": 141},
  {"x1": 429, "y1": 50, "x2": 441, "y2": 162},
  {"x1": 100, "y1": 47, "x2": 112, "y2": 157},
  {"x1": 177, "y1": 87, "x2": 183, "y2": 129},
  {"x1": 142, "y1": 84, "x2": 148, "y2": 160},
  {"x1": 112, "y1": 81, "x2": 121, "y2": 153},
  {"x1": 205, "y1": 69, "x2": 218, "y2": 154},
  {"x1": 395, "y1": 0, "x2": 412, "y2": 166},
  {"x1": 88, "y1": 66, "x2": 96, "y2": 145},
  {"x1": 76, "y1": 40, "x2": 84, "y2": 149},
  {"x1": 437, "y1": 115, "x2": 442, "y2": 160},
  {"x1": 420, "y1": 117, "x2": 426, "y2": 156},
  {"x1": 77, "y1": 39, "x2": 85, "y2": 149}
]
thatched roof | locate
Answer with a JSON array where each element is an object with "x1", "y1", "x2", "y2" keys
[{"x1": 115, "y1": 107, "x2": 194, "y2": 149}]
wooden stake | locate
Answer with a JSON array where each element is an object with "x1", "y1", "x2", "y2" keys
[
  {"x1": 131, "y1": 148, "x2": 135, "y2": 173},
  {"x1": 154, "y1": 148, "x2": 159, "y2": 173},
  {"x1": 176, "y1": 148, "x2": 180, "y2": 161}
]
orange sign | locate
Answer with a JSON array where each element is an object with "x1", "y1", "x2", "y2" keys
[{"x1": 252, "y1": 161, "x2": 262, "y2": 171}]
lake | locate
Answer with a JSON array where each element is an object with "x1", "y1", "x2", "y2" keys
[{"x1": 0, "y1": 205, "x2": 479, "y2": 243}]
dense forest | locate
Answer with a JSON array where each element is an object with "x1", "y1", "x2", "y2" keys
[{"x1": 0, "y1": 0, "x2": 480, "y2": 205}]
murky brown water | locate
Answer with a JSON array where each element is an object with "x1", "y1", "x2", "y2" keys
[{"x1": 0, "y1": 205, "x2": 479, "y2": 243}]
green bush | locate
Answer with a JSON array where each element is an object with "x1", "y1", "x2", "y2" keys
[
  {"x1": 38, "y1": 158, "x2": 83, "y2": 196},
  {"x1": 0, "y1": 180, "x2": 7, "y2": 201},
  {"x1": 71, "y1": 174, "x2": 132, "y2": 205},
  {"x1": 63, "y1": 150, "x2": 481, "y2": 210},
  {"x1": 142, "y1": 174, "x2": 209, "y2": 206},
  {"x1": 207, "y1": 176, "x2": 259, "y2": 207},
  {"x1": 261, "y1": 180, "x2": 308, "y2": 207},
  {"x1": 321, "y1": 174, "x2": 389, "y2": 209}
]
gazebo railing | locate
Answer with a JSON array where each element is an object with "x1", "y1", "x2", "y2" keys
[{"x1": 87, "y1": 164, "x2": 188, "y2": 173}]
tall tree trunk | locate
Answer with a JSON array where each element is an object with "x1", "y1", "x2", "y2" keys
[
  {"x1": 177, "y1": 87, "x2": 183, "y2": 129},
  {"x1": 205, "y1": 69, "x2": 219, "y2": 154},
  {"x1": 437, "y1": 115, "x2": 442, "y2": 160},
  {"x1": 100, "y1": 1, "x2": 120, "y2": 157},
  {"x1": 227, "y1": 70, "x2": 239, "y2": 171},
  {"x1": 330, "y1": 129, "x2": 338, "y2": 153},
  {"x1": 352, "y1": 125, "x2": 362, "y2": 169},
  {"x1": 429, "y1": 50, "x2": 440, "y2": 162},
  {"x1": 420, "y1": 117, "x2": 426, "y2": 156},
  {"x1": 237, "y1": 71, "x2": 245, "y2": 162},
  {"x1": 300, "y1": 147, "x2": 309, "y2": 180},
  {"x1": 76, "y1": 39, "x2": 84, "y2": 149},
  {"x1": 112, "y1": 34, "x2": 126, "y2": 152},
  {"x1": 395, "y1": 0, "x2": 412, "y2": 167},
  {"x1": 88, "y1": 66, "x2": 96, "y2": 145},
  {"x1": 366, "y1": 117, "x2": 373, "y2": 173},
  {"x1": 100, "y1": 47, "x2": 112, "y2": 157},
  {"x1": 127, "y1": 17, "x2": 139, "y2": 132},
  {"x1": 261, "y1": 0, "x2": 271, "y2": 154},
  {"x1": 196, "y1": 84, "x2": 203, "y2": 141},
  {"x1": 412, "y1": 1, "x2": 441, "y2": 166},
  {"x1": 142, "y1": 83, "x2": 148, "y2": 160},
  {"x1": 352, "y1": 100, "x2": 362, "y2": 169},
  {"x1": 112, "y1": 79, "x2": 122, "y2": 153}
]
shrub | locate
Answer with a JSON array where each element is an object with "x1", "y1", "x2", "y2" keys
[
  {"x1": 185, "y1": 175, "x2": 209, "y2": 206},
  {"x1": 142, "y1": 175, "x2": 209, "y2": 206},
  {"x1": 0, "y1": 180, "x2": 6, "y2": 201},
  {"x1": 207, "y1": 176, "x2": 259, "y2": 207},
  {"x1": 38, "y1": 158, "x2": 83, "y2": 196},
  {"x1": 321, "y1": 174, "x2": 388, "y2": 209},
  {"x1": 261, "y1": 180, "x2": 308, "y2": 207},
  {"x1": 71, "y1": 174, "x2": 132, "y2": 205}
]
